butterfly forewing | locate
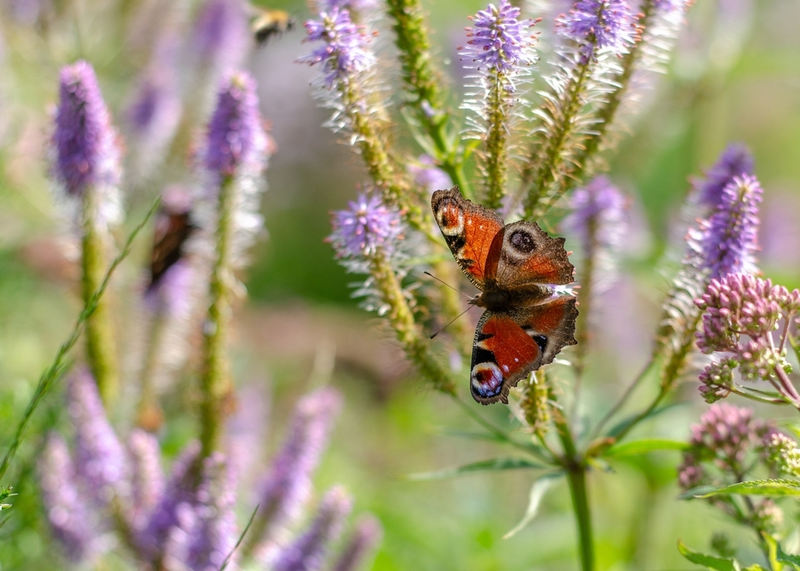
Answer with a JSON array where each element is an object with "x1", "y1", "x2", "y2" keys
[
  {"x1": 493, "y1": 221, "x2": 575, "y2": 289},
  {"x1": 432, "y1": 187, "x2": 503, "y2": 290}
]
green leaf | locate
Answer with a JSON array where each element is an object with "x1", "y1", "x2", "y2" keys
[
  {"x1": 503, "y1": 472, "x2": 563, "y2": 539},
  {"x1": 692, "y1": 479, "x2": 800, "y2": 498},
  {"x1": 773, "y1": 535, "x2": 800, "y2": 570},
  {"x1": 677, "y1": 485, "x2": 720, "y2": 500},
  {"x1": 677, "y1": 539, "x2": 741, "y2": 571},
  {"x1": 436, "y1": 429, "x2": 548, "y2": 457},
  {"x1": 607, "y1": 403, "x2": 681, "y2": 439},
  {"x1": 741, "y1": 566, "x2": 767, "y2": 571},
  {"x1": 604, "y1": 438, "x2": 688, "y2": 458},
  {"x1": 406, "y1": 457, "x2": 546, "y2": 481}
]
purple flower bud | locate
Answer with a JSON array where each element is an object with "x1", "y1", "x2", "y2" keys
[
  {"x1": 676, "y1": 452, "x2": 704, "y2": 490},
  {"x1": 52, "y1": 61, "x2": 121, "y2": 220},
  {"x1": 298, "y1": 8, "x2": 376, "y2": 87},
  {"x1": 763, "y1": 430, "x2": 800, "y2": 478},
  {"x1": 329, "y1": 193, "x2": 404, "y2": 258},
  {"x1": 68, "y1": 368, "x2": 129, "y2": 507},
  {"x1": 460, "y1": 0, "x2": 536, "y2": 83},
  {"x1": 691, "y1": 175, "x2": 762, "y2": 281},
  {"x1": 694, "y1": 143, "x2": 754, "y2": 209},
  {"x1": 127, "y1": 429, "x2": 165, "y2": 529},
  {"x1": 39, "y1": 434, "x2": 98, "y2": 562},
  {"x1": 556, "y1": 0, "x2": 635, "y2": 61},
  {"x1": 185, "y1": 453, "x2": 238, "y2": 571},
  {"x1": 332, "y1": 515, "x2": 382, "y2": 571},
  {"x1": 689, "y1": 403, "x2": 765, "y2": 470},
  {"x1": 191, "y1": 0, "x2": 249, "y2": 74},
  {"x1": 141, "y1": 441, "x2": 201, "y2": 557},
  {"x1": 256, "y1": 388, "x2": 342, "y2": 540},
  {"x1": 273, "y1": 486, "x2": 353, "y2": 571},
  {"x1": 203, "y1": 72, "x2": 268, "y2": 179}
]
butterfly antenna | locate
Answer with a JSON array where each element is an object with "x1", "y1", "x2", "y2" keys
[
  {"x1": 423, "y1": 271, "x2": 471, "y2": 299},
  {"x1": 430, "y1": 305, "x2": 475, "y2": 339}
]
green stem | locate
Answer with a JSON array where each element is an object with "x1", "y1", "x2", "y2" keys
[
  {"x1": 82, "y1": 188, "x2": 119, "y2": 406},
  {"x1": 483, "y1": 72, "x2": 509, "y2": 210},
  {"x1": 199, "y1": 174, "x2": 235, "y2": 458},
  {"x1": 553, "y1": 411, "x2": 594, "y2": 571},
  {"x1": 384, "y1": 0, "x2": 472, "y2": 199}
]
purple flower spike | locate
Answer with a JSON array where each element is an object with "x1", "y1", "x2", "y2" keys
[
  {"x1": 298, "y1": 8, "x2": 376, "y2": 87},
  {"x1": 191, "y1": 0, "x2": 249, "y2": 73},
  {"x1": 408, "y1": 155, "x2": 453, "y2": 196},
  {"x1": 185, "y1": 453, "x2": 238, "y2": 571},
  {"x1": 256, "y1": 388, "x2": 342, "y2": 539},
  {"x1": 694, "y1": 175, "x2": 762, "y2": 281},
  {"x1": 203, "y1": 72, "x2": 268, "y2": 179},
  {"x1": 126, "y1": 73, "x2": 181, "y2": 150},
  {"x1": 329, "y1": 193, "x2": 403, "y2": 258},
  {"x1": 53, "y1": 61, "x2": 121, "y2": 209},
  {"x1": 39, "y1": 434, "x2": 97, "y2": 562},
  {"x1": 127, "y1": 430, "x2": 165, "y2": 529},
  {"x1": 68, "y1": 368, "x2": 129, "y2": 507},
  {"x1": 695, "y1": 143, "x2": 755, "y2": 208},
  {"x1": 563, "y1": 175, "x2": 627, "y2": 259},
  {"x1": 273, "y1": 486, "x2": 353, "y2": 571},
  {"x1": 461, "y1": 0, "x2": 536, "y2": 80},
  {"x1": 141, "y1": 441, "x2": 201, "y2": 557},
  {"x1": 556, "y1": 0, "x2": 635, "y2": 60},
  {"x1": 332, "y1": 515, "x2": 382, "y2": 571}
]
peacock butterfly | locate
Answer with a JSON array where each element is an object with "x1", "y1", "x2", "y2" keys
[{"x1": 431, "y1": 186, "x2": 578, "y2": 405}]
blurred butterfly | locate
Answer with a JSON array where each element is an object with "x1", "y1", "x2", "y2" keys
[
  {"x1": 148, "y1": 192, "x2": 196, "y2": 292},
  {"x1": 250, "y1": 7, "x2": 295, "y2": 45}
]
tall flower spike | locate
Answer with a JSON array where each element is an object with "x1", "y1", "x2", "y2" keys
[
  {"x1": 460, "y1": 0, "x2": 536, "y2": 208},
  {"x1": 68, "y1": 368, "x2": 129, "y2": 508},
  {"x1": 127, "y1": 430, "x2": 165, "y2": 529},
  {"x1": 692, "y1": 175, "x2": 762, "y2": 281},
  {"x1": 272, "y1": 486, "x2": 353, "y2": 571},
  {"x1": 332, "y1": 515, "x2": 382, "y2": 571},
  {"x1": 247, "y1": 388, "x2": 343, "y2": 551},
  {"x1": 53, "y1": 60, "x2": 121, "y2": 217},
  {"x1": 299, "y1": 8, "x2": 376, "y2": 88},
  {"x1": 39, "y1": 434, "x2": 98, "y2": 562},
  {"x1": 191, "y1": 0, "x2": 249, "y2": 75},
  {"x1": 329, "y1": 193, "x2": 404, "y2": 259},
  {"x1": 694, "y1": 143, "x2": 754, "y2": 209},
  {"x1": 185, "y1": 453, "x2": 238, "y2": 571},
  {"x1": 556, "y1": 0, "x2": 636, "y2": 61}
]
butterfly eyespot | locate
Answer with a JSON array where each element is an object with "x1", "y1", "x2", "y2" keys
[
  {"x1": 509, "y1": 229, "x2": 535, "y2": 254},
  {"x1": 436, "y1": 198, "x2": 464, "y2": 236},
  {"x1": 533, "y1": 335, "x2": 548, "y2": 352},
  {"x1": 471, "y1": 362, "x2": 503, "y2": 397}
]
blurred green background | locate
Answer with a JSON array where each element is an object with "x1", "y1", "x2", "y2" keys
[{"x1": 1, "y1": 0, "x2": 800, "y2": 569}]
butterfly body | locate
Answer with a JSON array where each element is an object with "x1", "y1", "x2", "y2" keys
[{"x1": 432, "y1": 187, "x2": 578, "y2": 405}]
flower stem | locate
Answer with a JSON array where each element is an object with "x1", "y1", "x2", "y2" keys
[
  {"x1": 483, "y1": 72, "x2": 509, "y2": 210},
  {"x1": 82, "y1": 188, "x2": 119, "y2": 406},
  {"x1": 384, "y1": 0, "x2": 472, "y2": 199},
  {"x1": 199, "y1": 174, "x2": 236, "y2": 458},
  {"x1": 553, "y1": 407, "x2": 594, "y2": 571}
]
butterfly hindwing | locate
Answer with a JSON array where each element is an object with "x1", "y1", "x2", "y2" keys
[
  {"x1": 432, "y1": 187, "x2": 504, "y2": 290},
  {"x1": 470, "y1": 296, "x2": 578, "y2": 405}
]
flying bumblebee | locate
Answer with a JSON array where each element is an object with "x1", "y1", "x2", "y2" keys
[{"x1": 250, "y1": 7, "x2": 295, "y2": 45}]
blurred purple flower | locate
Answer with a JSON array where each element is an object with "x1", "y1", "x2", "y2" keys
[
  {"x1": 691, "y1": 175, "x2": 762, "y2": 281},
  {"x1": 185, "y1": 453, "x2": 238, "y2": 571},
  {"x1": 460, "y1": 0, "x2": 536, "y2": 83},
  {"x1": 329, "y1": 194, "x2": 403, "y2": 258},
  {"x1": 563, "y1": 175, "x2": 627, "y2": 280},
  {"x1": 53, "y1": 61, "x2": 121, "y2": 223},
  {"x1": 315, "y1": 0, "x2": 378, "y2": 12},
  {"x1": 273, "y1": 486, "x2": 353, "y2": 571},
  {"x1": 126, "y1": 72, "x2": 181, "y2": 157},
  {"x1": 141, "y1": 441, "x2": 201, "y2": 557},
  {"x1": 298, "y1": 8, "x2": 376, "y2": 87},
  {"x1": 68, "y1": 368, "x2": 130, "y2": 507},
  {"x1": 203, "y1": 72, "x2": 268, "y2": 179},
  {"x1": 255, "y1": 388, "x2": 342, "y2": 542},
  {"x1": 127, "y1": 430, "x2": 165, "y2": 529},
  {"x1": 694, "y1": 143, "x2": 754, "y2": 209},
  {"x1": 556, "y1": 0, "x2": 635, "y2": 61},
  {"x1": 39, "y1": 434, "x2": 98, "y2": 562},
  {"x1": 407, "y1": 155, "x2": 453, "y2": 195},
  {"x1": 191, "y1": 0, "x2": 249, "y2": 74},
  {"x1": 332, "y1": 515, "x2": 382, "y2": 571},
  {"x1": 763, "y1": 429, "x2": 800, "y2": 478}
]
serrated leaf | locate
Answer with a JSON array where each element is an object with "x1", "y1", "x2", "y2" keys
[
  {"x1": 503, "y1": 472, "x2": 563, "y2": 539},
  {"x1": 772, "y1": 535, "x2": 800, "y2": 570},
  {"x1": 693, "y1": 480, "x2": 800, "y2": 498},
  {"x1": 406, "y1": 457, "x2": 546, "y2": 481},
  {"x1": 604, "y1": 438, "x2": 688, "y2": 457},
  {"x1": 677, "y1": 539, "x2": 741, "y2": 571}
]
